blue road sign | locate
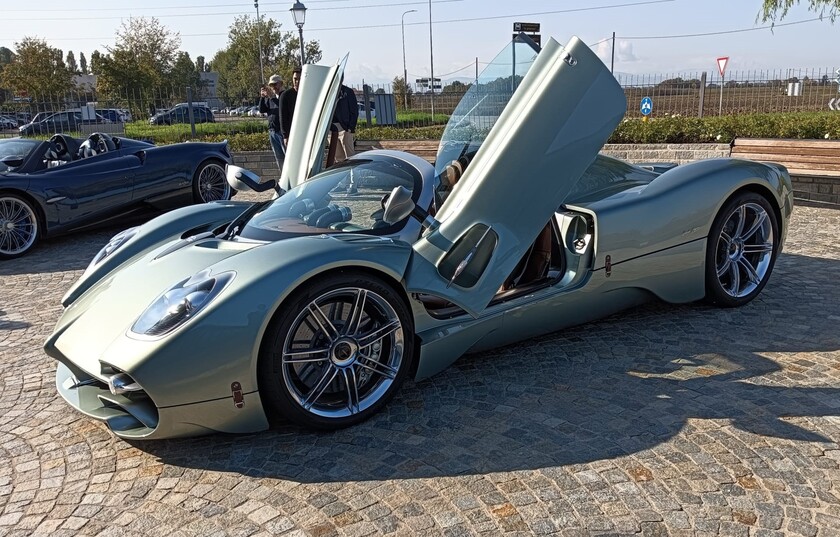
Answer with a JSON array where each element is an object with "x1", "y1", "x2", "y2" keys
[{"x1": 640, "y1": 96, "x2": 653, "y2": 116}]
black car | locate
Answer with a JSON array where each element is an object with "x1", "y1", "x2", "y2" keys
[
  {"x1": 149, "y1": 105, "x2": 215, "y2": 126},
  {"x1": 0, "y1": 132, "x2": 233, "y2": 259},
  {"x1": 19, "y1": 111, "x2": 111, "y2": 136}
]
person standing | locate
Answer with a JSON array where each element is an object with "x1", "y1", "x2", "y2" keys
[
  {"x1": 330, "y1": 79, "x2": 360, "y2": 193},
  {"x1": 259, "y1": 74, "x2": 285, "y2": 171},
  {"x1": 279, "y1": 68, "x2": 301, "y2": 149}
]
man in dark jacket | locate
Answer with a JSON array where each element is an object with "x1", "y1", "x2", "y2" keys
[
  {"x1": 259, "y1": 74, "x2": 285, "y2": 171},
  {"x1": 279, "y1": 68, "x2": 301, "y2": 149},
  {"x1": 330, "y1": 80, "x2": 359, "y2": 193}
]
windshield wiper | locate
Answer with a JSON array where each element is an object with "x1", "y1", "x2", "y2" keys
[{"x1": 221, "y1": 199, "x2": 273, "y2": 239}]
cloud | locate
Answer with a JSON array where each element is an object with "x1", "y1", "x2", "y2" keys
[{"x1": 595, "y1": 38, "x2": 638, "y2": 64}]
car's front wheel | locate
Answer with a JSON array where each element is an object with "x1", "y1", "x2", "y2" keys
[
  {"x1": 259, "y1": 272, "x2": 415, "y2": 430},
  {"x1": 705, "y1": 192, "x2": 779, "y2": 307},
  {"x1": 192, "y1": 159, "x2": 231, "y2": 203},
  {"x1": 0, "y1": 194, "x2": 40, "y2": 260}
]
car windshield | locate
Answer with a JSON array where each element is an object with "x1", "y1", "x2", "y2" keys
[
  {"x1": 238, "y1": 155, "x2": 421, "y2": 242},
  {"x1": 0, "y1": 138, "x2": 39, "y2": 172},
  {"x1": 434, "y1": 37, "x2": 540, "y2": 183}
]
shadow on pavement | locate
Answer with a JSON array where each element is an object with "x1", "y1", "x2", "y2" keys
[{"x1": 137, "y1": 251, "x2": 840, "y2": 483}]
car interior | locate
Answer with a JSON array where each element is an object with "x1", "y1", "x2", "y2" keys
[{"x1": 43, "y1": 133, "x2": 122, "y2": 168}]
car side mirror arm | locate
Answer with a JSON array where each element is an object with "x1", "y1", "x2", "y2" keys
[
  {"x1": 225, "y1": 165, "x2": 277, "y2": 193},
  {"x1": 382, "y1": 186, "x2": 440, "y2": 233}
]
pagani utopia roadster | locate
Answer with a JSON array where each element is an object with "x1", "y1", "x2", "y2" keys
[{"x1": 46, "y1": 36, "x2": 792, "y2": 438}]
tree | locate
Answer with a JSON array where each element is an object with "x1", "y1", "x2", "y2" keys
[
  {"x1": 0, "y1": 38, "x2": 74, "y2": 100},
  {"x1": 211, "y1": 15, "x2": 322, "y2": 105},
  {"x1": 79, "y1": 52, "x2": 88, "y2": 74},
  {"x1": 391, "y1": 75, "x2": 413, "y2": 110},
  {"x1": 196, "y1": 55, "x2": 205, "y2": 73},
  {"x1": 169, "y1": 52, "x2": 202, "y2": 92},
  {"x1": 759, "y1": 0, "x2": 840, "y2": 21},
  {"x1": 442, "y1": 80, "x2": 470, "y2": 94},
  {"x1": 96, "y1": 17, "x2": 181, "y2": 101},
  {"x1": 90, "y1": 50, "x2": 102, "y2": 75},
  {"x1": 66, "y1": 51, "x2": 78, "y2": 74}
]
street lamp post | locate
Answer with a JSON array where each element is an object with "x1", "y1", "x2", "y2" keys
[
  {"x1": 401, "y1": 9, "x2": 416, "y2": 110},
  {"x1": 291, "y1": 1, "x2": 307, "y2": 65},
  {"x1": 255, "y1": 1, "x2": 265, "y2": 84},
  {"x1": 428, "y1": 0, "x2": 435, "y2": 120}
]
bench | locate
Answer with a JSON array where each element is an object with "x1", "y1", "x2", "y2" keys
[
  {"x1": 731, "y1": 138, "x2": 840, "y2": 205},
  {"x1": 356, "y1": 140, "x2": 439, "y2": 163}
]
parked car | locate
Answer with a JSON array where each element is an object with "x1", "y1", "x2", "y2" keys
[
  {"x1": 19, "y1": 111, "x2": 111, "y2": 136},
  {"x1": 0, "y1": 132, "x2": 234, "y2": 259},
  {"x1": 0, "y1": 115, "x2": 17, "y2": 129},
  {"x1": 96, "y1": 108, "x2": 131, "y2": 123},
  {"x1": 357, "y1": 101, "x2": 376, "y2": 120},
  {"x1": 45, "y1": 36, "x2": 792, "y2": 439},
  {"x1": 149, "y1": 105, "x2": 215, "y2": 126}
]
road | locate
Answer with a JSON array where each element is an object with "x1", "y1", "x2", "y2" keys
[{"x1": 0, "y1": 204, "x2": 838, "y2": 536}]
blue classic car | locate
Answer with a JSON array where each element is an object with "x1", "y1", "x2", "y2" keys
[
  {"x1": 46, "y1": 36, "x2": 792, "y2": 439},
  {"x1": 0, "y1": 132, "x2": 232, "y2": 259}
]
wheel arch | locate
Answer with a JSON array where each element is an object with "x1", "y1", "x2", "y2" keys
[{"x1": 713, "y1": 182, "x2": 784, "y2": 249}]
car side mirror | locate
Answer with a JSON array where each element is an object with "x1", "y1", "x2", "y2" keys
[
  {"x1": 225, "y1": 165, "x2": 276, "y2": 193},
  {"x1": 1, "y1": 155, "x2": 24, "y2": 168},
  {"x1": 383, "y1": 186, "x2": 440, "y2": 232}
]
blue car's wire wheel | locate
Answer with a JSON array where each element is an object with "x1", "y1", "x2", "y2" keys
[
  {"x1": 194, "y1": 160, "x2": 231, "y2": 203},
  {"x1": 259, "y1": 272, "x2": 415, "y2": 429},
  {"x1": 0, "y1": 195, "x2": 39, "y2": 259},
  {"x1": 706, "y1": 192, "x2": 778, "y2": 307}
]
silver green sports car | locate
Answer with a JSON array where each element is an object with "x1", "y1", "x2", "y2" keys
[{"x1": 45, "y1": 36, "x2": 793, "y2": 439}]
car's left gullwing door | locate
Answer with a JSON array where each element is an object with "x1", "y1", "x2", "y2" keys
[
  {"x1": 280, "y1": 55, "x2": 348, "y2": 191},
  {"x1": 404, "y1": 36, "x2": 626, "y2": 316}
]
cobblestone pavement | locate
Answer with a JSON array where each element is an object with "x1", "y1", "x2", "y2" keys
[{"x1": 1, "y1": 204, "x2": 839, "y2": 537}]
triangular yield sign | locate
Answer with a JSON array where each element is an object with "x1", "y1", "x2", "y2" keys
[{"x1": 717, "y1": 57, "x2": 729, "y2": 78}]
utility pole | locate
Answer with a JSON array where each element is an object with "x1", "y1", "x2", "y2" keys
[
  {"x1": 255, "y1": 1, "x2": 264, "y2": 85},
  {"x1": 428, "y1": 0, "x2": 435, "y2": 120},
  {"x1": 610, "y1": 32, "x2": 615, "y2": 74}
]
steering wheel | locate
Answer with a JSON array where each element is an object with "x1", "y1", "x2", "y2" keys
[{"x1": 47, "y1": 135, "x2": 72, "y2": 164}]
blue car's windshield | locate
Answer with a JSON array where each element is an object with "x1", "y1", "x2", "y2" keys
[
  {"x1": 0, "y1": 138, "x2": 39, "y2": 172},
  {"x1": 434, "y1": 37, "x2": 540, "y2": 182},
  {"x1": 238, "y1": 155, "x2": 422, "y2": 242}
]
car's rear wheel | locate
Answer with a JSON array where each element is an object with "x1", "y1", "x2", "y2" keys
[
  {"x1": 0, "y1": 194, "x2": 39, "y2": 260},
  {"x1": 193, "y1": 160, "x2": 231, "y2": 203},
  {"x1": 259, "y1": 272, "x2": 415, "y2": 430},
  {"x1": 705, "y1": 192, "x2": 778, "y2": 307}
]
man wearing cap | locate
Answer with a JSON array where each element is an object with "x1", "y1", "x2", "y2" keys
[{"x1": 259, "y1": 74, "x2": 285, "y2": 171}]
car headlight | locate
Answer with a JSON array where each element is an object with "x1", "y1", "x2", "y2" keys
[
  {"x1": 131, "y1": 270, "x2": 235, "y2": 338},
  {"x1": 84, "y1": 227, "x2": 139, "y2": 275}
]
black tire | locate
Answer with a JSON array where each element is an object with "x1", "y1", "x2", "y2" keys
[
  {"x1": 192, "y1": 159, "x2": 231, "y2": 203},
  {"x1": 705, "y1": 192, "x2": 779, "y2": 307},
  {"x1": 259, "y1": 271, "x2": 415, "y2": 430},
  {"x1": 0, "y1": 194, "x2": 40, "y2": 260}
]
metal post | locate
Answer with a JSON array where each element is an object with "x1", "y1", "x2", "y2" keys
[
  {"x1": 719, "y1": 73, "x2": 724, "y2": 116},
  {"x1": 299, "y1": 26, "x2": 305, "y2": 65},
  {"x1": 186, "y1": 86, "x2": 196, "y2": 139},
  {"x1": 698, "y1": 71, "x2": 706, "y2": 118},
  {"x1": 610, "y1": 32, "x2": 615, "y2": 74},
  {"x1": 428, "y1": 0, "x2": 435, "y2": 120},
  {"x1": 401, "y1": 9, "x2": 416, "y2": 110},
  {"x1": 255, "y1": 1, "x2": 264, "y2": 84}
]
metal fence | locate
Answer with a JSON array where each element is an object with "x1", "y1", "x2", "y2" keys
[{"x1": 2, "y1": 68, "x2": 838, "y2": 140}]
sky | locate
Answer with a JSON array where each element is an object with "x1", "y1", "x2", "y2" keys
[{"x1": 2, "y1": 0, "x2": 839, "y2": 86}]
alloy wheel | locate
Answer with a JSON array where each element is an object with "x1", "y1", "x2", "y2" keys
[
  {"x1": 197, "y1": 163, "x2": 230, "y2": 202},
  {"x1": 0, "y1": 196, "x2": 38, "y2": 257},
  {"x1": 714, "y1": 202, "x2": 775, "y2": 299}
]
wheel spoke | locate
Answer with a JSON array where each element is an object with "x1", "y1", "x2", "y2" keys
[
  {"x1": 308, "y1": 303, "x2": 340, "y2": 341},
  {"x1": 743, "y1": 242, "x2": 773, "y2": 255},
  {"x1": 344, "y1": 289, "x2": 368, "y2": 336},
  {"x1": 728, "y1": 261, "x2": 741, "y2": 295},
  {"x1": 302, "y1": 365, "x2": 339, "y2": 410},
  {"x1": 342, "y1": 368, "x2": 361, "y2": 414},
  {"x1": 357, "y1": 353, "x2": 397, "y2": 380},
  {"x1": 732, "y1": 205, "x2": 747, "y2": 239},
  {"x1": 282, "y1": 347, "x2": 330, "y2": 364},
  {"x1": 738, "y1": 257, "x2": 762, "y2": 285},
  {"x1": 357, "y1": 320, "x2": 400, "y2": 348},
  {"x1": 716, "y1": 256, "x2": 732, "y2": 278},
  {"x1": 741, "y1": 209, "x2": 767, "y2": 241}
]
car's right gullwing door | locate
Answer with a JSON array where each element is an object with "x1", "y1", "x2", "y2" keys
[{"x1": 404, "y1": 36, "x2": 626, "y2": 317}]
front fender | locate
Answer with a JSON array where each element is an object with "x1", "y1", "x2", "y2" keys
[{"x1": 61, "y1": 200, "x2": 255, "y2": 306}]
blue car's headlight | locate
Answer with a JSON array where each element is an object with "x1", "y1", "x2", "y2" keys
[
  {"x1": 131, "y1": 270, "x2": 235, "y2": 338},
  {"x1": 85, "y1": 227, "x2": 139, "y2": 274}
]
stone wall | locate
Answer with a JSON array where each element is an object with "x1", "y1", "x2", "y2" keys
[{"x1": 232, "y1": 144, "x2": 838, "y2": 206}]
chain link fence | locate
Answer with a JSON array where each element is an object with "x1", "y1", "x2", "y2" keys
[{"x1": 2, "y1": 69, "x2": 838, "y2": 141}]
